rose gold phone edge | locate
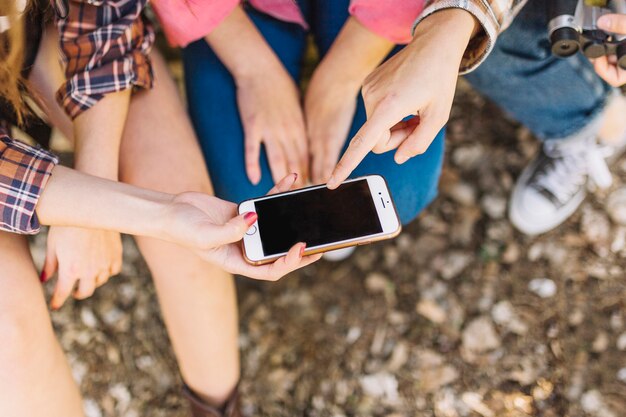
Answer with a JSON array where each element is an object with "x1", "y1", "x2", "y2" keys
[{"x1": 238, "y1": 176, "x2": 402, "y2": 266}]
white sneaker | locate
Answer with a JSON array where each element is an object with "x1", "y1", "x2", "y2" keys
[{"x1": 509, "y1": 135, "x2": 616, "y2": 235}]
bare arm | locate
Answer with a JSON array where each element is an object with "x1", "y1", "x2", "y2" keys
[{"x1": 204, "y1": 6, "x2": 308, "y2": 185}]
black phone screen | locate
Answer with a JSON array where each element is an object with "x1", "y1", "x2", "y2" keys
[{"x1": 254, "y1": 180, "x2": 383, "y2": 256}]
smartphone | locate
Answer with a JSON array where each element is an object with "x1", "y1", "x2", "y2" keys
[{"x1": 238, "y1": 175, "x2": 402, "y2": 265}]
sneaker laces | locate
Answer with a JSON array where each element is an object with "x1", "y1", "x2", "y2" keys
[{"x1": 533, "y1": 137, "x2": 613, "y2": 204}]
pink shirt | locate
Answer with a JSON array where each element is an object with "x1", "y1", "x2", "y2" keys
[{"x1": 152, "y1": 0, "x2": 424, "y2": 47}]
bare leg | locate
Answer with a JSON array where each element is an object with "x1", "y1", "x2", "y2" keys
[
  {"x1": 0, "y1": 232, "x2": 84, "y2": 417},
  {"x1": 118, "y1": 51, "x2": 240, "y2": 405}
]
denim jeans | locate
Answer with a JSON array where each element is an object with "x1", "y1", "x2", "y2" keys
[
  {"x1": 183, "y1": 0, "x2": 445, "y2": 226},
  {"x1": 465, "y1": 0, "x2": 614, "y2": 141}
]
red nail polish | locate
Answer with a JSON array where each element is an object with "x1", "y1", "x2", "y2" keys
[
  {"x1": 244, "y1": 212, "x2": 258, "y2": 226},
  {"x1": 39, "y1": 271, "x2": 47, "y2": 283}
]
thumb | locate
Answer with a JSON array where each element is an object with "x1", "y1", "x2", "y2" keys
[
  {"x1": 41, "y1": 253, "x2": 58, "y2": 283},
  {"x1": 206, "y1": 212, "x2": 258, "y2": 248},
  {"x1": 598, "y1": 14, "x2": 626, "y2": 34}
]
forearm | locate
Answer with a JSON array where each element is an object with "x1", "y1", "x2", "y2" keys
[
  {"x1": 416, "y1": 0, "x2": 522, "y2": 72},
  {"x1": 204, "y1": 5, "x2": 282, "y2": 80},
  {"x1": 410, "y1": 8, "x2": 479, "y2": 64},
  {"x1": 73, "y1": 90, "x2": 131, "y2": 179},
  {"x1": 321, "y1": 17, "x2": 394, "y2": 87},
  {"x1": 36, "y1": 166, "x2": 171, "y2": 238}
]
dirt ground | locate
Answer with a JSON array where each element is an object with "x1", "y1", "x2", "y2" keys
[{"x1": 33, "y1": 60, "x2": 626, "y2": 416}]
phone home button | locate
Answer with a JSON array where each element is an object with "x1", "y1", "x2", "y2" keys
[{"x1": 246, "y1": 225, "x2": 258, "y2": 236}]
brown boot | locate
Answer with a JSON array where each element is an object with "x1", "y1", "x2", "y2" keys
[{"x1": 182, "y1": 383, "x2": 242, "y2": 417}]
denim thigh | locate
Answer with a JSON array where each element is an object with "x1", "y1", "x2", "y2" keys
[{"x1": 464, "y1": 0, "x2": 613, "y2": 140}]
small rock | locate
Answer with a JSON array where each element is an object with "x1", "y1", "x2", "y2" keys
[
  {"x1": 109, "y1": 384, "x2": 131, "y2": 412},
  {"x1": 447, "y1": 182, "x2": 477, "y2": 206},
  {"x1": 386, "y1": 342, "x2": 409, "y2": 372},
  {"x1": 440, "y1": 252, "x2": 473, "y2": 280},
  {"x1": 581, "y1": 390, "x2": 617, "y2": 417},
  {"x1": 491, "y1": 301, "x2": 528, "y2": 335},
  {"x1": 611, "y1": 227, "x2": 626, "y2": 253},
  {"x1": 365, "y1": 273, "x2": 390, "y2": 294},
  {"x1": 592, "y1": 332, "x2": 609, "y2": 353},
  {"x1": 434, "y1": 389, "x2": 462, "y2": 417},
  {"x1": 346, "y1": 327, "x2": 362, "y2": 344},
  {"x1": 461, "y1": 392, "x2": 494, "y2": 417},
  {"x1": 502, "y1": 243, "x2": 520, "y2": 264},
  {"x1": 453, "y1": 145, "x2": 484, "y2": 170},
  {"x1": 83, "y1": 399, "x2": 103, "y2": 417},
  {"x1": 80, "y1": 308, "x2": 98, "y2": 328},
  {"x1": 581, "y1": 207, "x2": 611, "y2": 245},
  {"x1": 617, "y1": 368, "x2": 626, "y2": 383},
  {"x1": 481, "y1": 195, "x2": 507, "y2": 220},
  {"x1": 418, "y1": 365, "x2": 460, "y2": 393},
  {"x1": 617, "y1": 333, "x2": 626, "y2": 350},
  {"x1": 462, "y1": 316, "x2": 501, "y2": 353},
  {"x1": 416, "y1": 299, "x2": 446, "y2": 325},
  {"x1": 528, "y1": 278, "x2": 557, "y2": 298},
  {"x1": 532, "y1": 378, "x2": 554, "y2": 401},
  {"x1": 568, "y1": 309, "x2": 585, "y2": 326},
  {"x1": 359, "y1": 372, "x2": 399, "y2": 403},
  {"x1": 606, "y1": 188, "x2": 626, "y2": 225}
]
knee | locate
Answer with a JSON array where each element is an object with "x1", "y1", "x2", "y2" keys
[{"x1": 0, "y1": 305, "x2": 51, "y2": 364}]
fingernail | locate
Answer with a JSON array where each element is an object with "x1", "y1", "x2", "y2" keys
[
  {"x1": 598, "y1": 15, "x2": 611, "y2": 29},
  {"x1": 327, "y1": 175, "x2": 336, "y2": 187},
  {"x1": 244, "y1": 212, "x2": 258, "y2": 226},
  {"x1": 293, "y1": 173, "x2": 298, "y2": 181},
  {"x1": 39, "y1": 271, "x2": 47, "y2": 283},
  {"x1": 396, "y1": 155, "x2": 409, "y2": 164},
  {"x1": 299, "y1": 244, "x2": 306, "y2": 258}
]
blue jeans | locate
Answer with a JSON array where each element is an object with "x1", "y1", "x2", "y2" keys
[
  {"x1": 465, "y1": 0, "x2": 614, "y2": 141},
  {"x1": 183, "y1": 1, "x2": 444, "y2": 226}
]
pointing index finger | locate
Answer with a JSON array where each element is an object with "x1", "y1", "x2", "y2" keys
[{"x1": 327, "y1": 115, "x2": 390, "y2": 189}]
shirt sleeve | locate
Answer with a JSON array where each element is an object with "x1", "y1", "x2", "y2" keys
[
  {"x1": 413, "y1": 0, "x2": 528, "y2": 73},
  {"x1": 349, "y1": 0, "x2": 425, "y2": 45},
  {"x1": 151, "y1": 0, "x2": 240, "y2": 48},
  {"x1": 0, "y1": 130, "x2": 59, "y2": 234},
  {"x1": 55, "y1": 0, "x2": 155, "y2": 119}
]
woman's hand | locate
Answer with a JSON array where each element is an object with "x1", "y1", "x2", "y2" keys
[
  {"x1": 163, "y1": 174, "x2": 322, "y2": 280},
  {"x1": 595, "y1": 14, "x2": 626, "y2": 87},
  {"x1": 305, "y1": 18, "x2": 393, "y2": 184},
  {"x1": 235, "y1": 67, "x2": 308, "y2": 186},
  {"x1": 42, "y1": 228, "x2": 123, "y2": 309},
  {"x1": 327, "y1": 9, "x2": 478, "y2": 189},
  {"x1": 205, "y1": 6, "x2": 307, "y2": 186},
  {"x1": 305, "y1": 66, "x2": 361, "y2": 184}
]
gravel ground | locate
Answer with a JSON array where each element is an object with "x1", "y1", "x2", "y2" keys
[{"x1": 33, "y1": 76, "x2": 626, "y2": 417}]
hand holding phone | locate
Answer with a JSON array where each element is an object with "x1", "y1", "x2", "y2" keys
[
  {"x1": 184, "y1": 174, "x2": 322, "y2": 280},
  {"x1": 239, "y1": 175, "x2": 401, "y2": 265}
]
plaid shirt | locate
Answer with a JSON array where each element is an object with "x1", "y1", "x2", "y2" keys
[
  {"x1": 55, "y1": 0, "x2": 155, "y2": 119},
  {"x1": 0, "y1": 127, "x2": 58, "y2": 234},
  {"x1": 415, "y1": 0, "x2": 528, "y2": 73},
  {"x1": 0, "y1": 0, "x2": 155, "y2": 234}
]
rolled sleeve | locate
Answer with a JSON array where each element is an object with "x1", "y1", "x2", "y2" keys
[
  {"x1": 413, "y1": 0, "x2": 527, "y2": 73},
  {"x1": 152, "y1": 0, "x2": 240, "y2": 47},
  {"x1": 55, "y1": 0, "x2": 155, "y2": 119},
  {"x1": 349, "y1": 0, "x2": 425, "y2": 45},
  {"x1": 0, "y1": 132, "x2": 58, "y2": 235}
]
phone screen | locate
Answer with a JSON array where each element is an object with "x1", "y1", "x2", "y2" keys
[{"x1": 254, "y1": 180, "x2": 383, "y2": 256}]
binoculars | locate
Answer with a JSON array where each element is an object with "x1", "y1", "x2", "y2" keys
[{"x1": 548, "y1": 0, "x2": 626, "y2": 69}]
